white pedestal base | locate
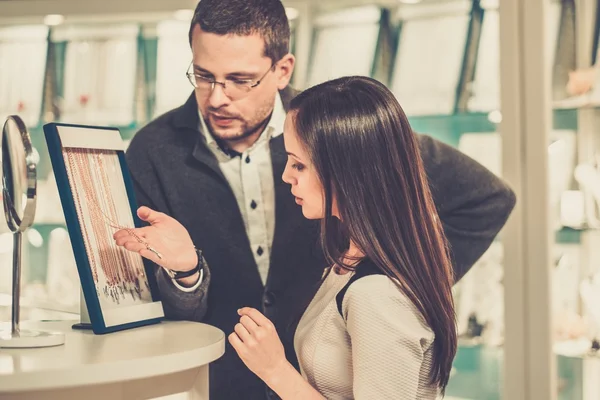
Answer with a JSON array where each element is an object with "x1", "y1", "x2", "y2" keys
[{"x1": 0, "y1": 329, "x2": 65, "y2": 348}]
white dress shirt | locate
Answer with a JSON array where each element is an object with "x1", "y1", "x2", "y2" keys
[{"x1": 173, "y1": 93, "x2": 285, "y2": 291}]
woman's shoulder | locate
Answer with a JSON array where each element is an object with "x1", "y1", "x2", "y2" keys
[
  {"x1": 342, "y1": 260, "x2": 434, "y2": 341},
  {"x1": 345, "y1": 258, "x2": 404, "y2": 300},
  {"x1": 344, "y1": 272, "x2": 412, "y2": 308}
]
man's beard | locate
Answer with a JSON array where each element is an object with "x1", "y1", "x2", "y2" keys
[
  {"x1": 206, "y1": 119, "x2": 260, "y2": 143},
  {"x1": 206, "y1": 113, "x2": 271, "y2": 143},
  {"x1": 204, "y1": 97, "x2": 275, "y2": 143}
]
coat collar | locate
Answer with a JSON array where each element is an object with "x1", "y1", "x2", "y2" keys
[{"x1": 175, "y1": 90, "x2": 294, "y2": 173}]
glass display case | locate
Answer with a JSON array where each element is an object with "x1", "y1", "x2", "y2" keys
[
  {"x1": 467, "y1": 0, "x2": 561, "y2": 113},
  {"x1": 307, "y1": 5, "x2": 386, "y2": 87},
  {"x1": 385, "y1": 0, "x2": 597, "y2": 398},
  {"x1": 390, "y1": 1, "x2": 471, "y2": 116},
  {"x1": 51, "y1": 24, "x2": 139, "y2": 126},
  {"x1": 0, "y1": 25, "x2": 49, "y2": 128},
  {"x1": 151, "y1": 20, "x2": 193, "y2": 118}
]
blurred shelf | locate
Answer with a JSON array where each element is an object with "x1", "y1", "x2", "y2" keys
[
  {"x1": 409, "y1": 112, "x2": 496, "y2": 147},
  {"x1": 31, "y1": 222, "x2": 66, "y2": 228},
  {"x1": 447, "y1": 340, "x2": 597, "y2": 400},
  {"x1": 553, "y1": 95, "x2": 600, "y2": 110},
  {"x1": 408, "y1": 109, "x2": 578, "y2": 147},
  {"x1": 556, "y1": 227, "x2": 583, "y2": 244}
]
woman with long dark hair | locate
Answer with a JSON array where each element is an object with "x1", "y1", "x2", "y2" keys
[{"x1": 228, "y1": 76, "x2": 457, "y2": 399}]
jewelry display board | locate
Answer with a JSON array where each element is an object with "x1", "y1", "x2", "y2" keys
[{"x1": 43, "y1": 122, "x2": 163, "y2": 334}]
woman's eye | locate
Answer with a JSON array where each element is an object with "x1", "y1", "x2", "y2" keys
[{"x1": 292, "y1": 163, "x2": 305, "y2": 171}]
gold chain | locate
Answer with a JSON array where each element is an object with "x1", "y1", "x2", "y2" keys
[{"x1": 61, "y1": 147, "x2": 152, "y2": 303}]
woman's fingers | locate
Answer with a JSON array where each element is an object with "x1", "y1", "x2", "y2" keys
[
  {"x1": 234, "y1": 322, "x2": 253, "y2": 343},
  {"x1": 238, "y1": 307, "x2": 273, "y2": 328},
  {"x1": 239, "y1": 315, "x2": 259, "y2": 335}
]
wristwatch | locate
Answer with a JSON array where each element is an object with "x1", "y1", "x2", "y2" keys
[{"x1": 165, "y1": 247, "x2": 204, "y2": 280}]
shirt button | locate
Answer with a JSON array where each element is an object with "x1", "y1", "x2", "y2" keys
[
  {"x1": 250, "y1": 200, "x2": 257, "y2": 209},
  {"x1": 263, "y1": 291, "x2": 276, "y2": 307},
  {"x1": 245, "y1": 155, "x2": 251, "y2": 164},
  {"x1": 257, "y1": 246, "x2": 264, "y2": 256}
]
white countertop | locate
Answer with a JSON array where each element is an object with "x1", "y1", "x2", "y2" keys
[{"x1": 0, "y1": 319, "x2": 225, "y2": 393}]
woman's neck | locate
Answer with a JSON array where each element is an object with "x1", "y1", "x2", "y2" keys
[
  {"x1": 347, "y1": 240, "x2": 364, "y2": 258},
  {"x1": 335, "y1": 241, "x2": 365, "y2": 275}
]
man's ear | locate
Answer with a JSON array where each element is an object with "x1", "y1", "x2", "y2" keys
[{"x1": 276, "y1": 54, "x2": 295, "y2": 90}]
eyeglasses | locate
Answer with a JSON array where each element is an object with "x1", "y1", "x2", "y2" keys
[{"x1": 186, "y1": 62, "x2": 275, "y2": 100}]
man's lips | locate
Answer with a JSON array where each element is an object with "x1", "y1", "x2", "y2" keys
[{"x1": 210, "y1": 113, "x2": 237, "y2": 126}]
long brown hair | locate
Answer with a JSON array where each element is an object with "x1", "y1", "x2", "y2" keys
[{"x1": 289, "y1": 76, "x2": 457, "y2": 392}]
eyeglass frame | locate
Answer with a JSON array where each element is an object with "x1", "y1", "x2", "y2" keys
[{"x1": 185, "y1": 61, "x2": 276, "y2": 98}]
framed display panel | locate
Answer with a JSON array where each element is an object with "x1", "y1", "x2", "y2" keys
[
  {"x1": 43, "y1": 122, "x2": 163, "y2": 334},
  {"x1": 0, "y1": 25, "x2": 49, "y2": 128},
  {"x1": 307, "y1": 6, "x2": 385, "y2": 87},
  {"x1": 52, "y1": 25, "x2": 139, "y2": 126},
  {"x1": 468, "y1": 0, "x2": 561, "y2": 112},
  {"x1": 152, "y1": 21, "x2": 193, "y2": 118},
  {"x1": 390, "y1": 1, "x2": 471, "y2": 116}
]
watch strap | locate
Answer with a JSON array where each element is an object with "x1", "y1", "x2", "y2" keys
[{"x1": 167, "y1": 247, "x2": 204, "y2": 280}]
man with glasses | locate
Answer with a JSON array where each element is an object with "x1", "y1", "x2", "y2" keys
[{"x1": 125, "y1": 0, "x2": 515, "y2": 398}]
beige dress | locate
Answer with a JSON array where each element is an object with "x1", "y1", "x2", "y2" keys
[{"x1": 294, "y1": 267, "x2": 440, "y2": 399}]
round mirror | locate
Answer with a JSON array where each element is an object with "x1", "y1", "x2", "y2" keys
[
  {"x1": 1, "y1": 115, "x2": 37, "y2": 232},
  {"x1": 0, "y1": 116, "x2": 63, "y2": 349}
]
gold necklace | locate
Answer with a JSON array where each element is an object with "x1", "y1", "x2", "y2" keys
[
  {"x1": 62, "y1": 147, "x2": 153, "y2": 303},
  {"x1": 63, "y1": 149, "x2": 99, "y2": 282},
  {"x1": 93, "y1": 151, "x2": 163, "y2": 260}
]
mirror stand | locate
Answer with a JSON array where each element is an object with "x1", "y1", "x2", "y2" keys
[{"x1": 0, "y1": 116, "x2": 65, "y2": 348}]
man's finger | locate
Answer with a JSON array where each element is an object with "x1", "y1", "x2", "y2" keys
[
  {"x1": 122, "y1": 241, "x2": 148, "y2": 254},
  {"x1": 139, "y1": 248, "x2": 166, "y2": 267},
  {"x1": 114, "y1": 228, "x2": 146, "y2": 242},
  {"x1": 137, "y1": 206, "x2": 164, "y2": 225},
  {"x1": 115, "y1": 234, "x2": 144, "y2": 247}
]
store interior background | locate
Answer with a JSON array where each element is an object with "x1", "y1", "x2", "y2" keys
[{"x1": 1, "y1": 0, "x2": 600, "y2": 399}]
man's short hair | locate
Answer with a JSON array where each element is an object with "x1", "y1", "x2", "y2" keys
[{"x1": 189, "y1": 0, "x2": 290, "y2": 64}]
